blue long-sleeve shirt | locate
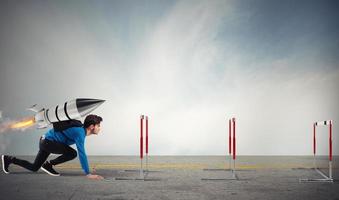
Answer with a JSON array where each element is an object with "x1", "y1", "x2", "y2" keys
[{"x1": 44, "y1": 127, "x2": 90, "y2": 175}]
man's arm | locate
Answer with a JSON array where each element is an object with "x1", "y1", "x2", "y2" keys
[
  {"x1": 74, "y1": 137, "x2": 90, "y2": 175},
  {"x1": 74, "y1": 133, "x2": 103, "y2": 180}
]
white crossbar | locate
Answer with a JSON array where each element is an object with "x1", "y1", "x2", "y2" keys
[{"x1": 315, "y1": 120, "x2": 332, "y2": 126}]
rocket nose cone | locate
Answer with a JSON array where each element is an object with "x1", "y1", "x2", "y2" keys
[
  {"x1": 76, "y1": 98, "x2": 105, "y2": 105},
  {"x1": 76, "y1": 98, "x2": 105, "y2": 116}
]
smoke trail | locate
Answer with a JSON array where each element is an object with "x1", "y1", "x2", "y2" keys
[
  {"x1": 0, "y1": 134, "x2": 11, "y2": 154},
  {"x1": 0, "y1": 116, "x2": 35, "y2": 134},
  {"x1": 0, "y1": 111, "x2": 35, "y2": 153}
]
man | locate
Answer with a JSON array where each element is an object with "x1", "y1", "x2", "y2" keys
[{"x1": 2, "y1": 114, "x2": 104, "y2": 180}]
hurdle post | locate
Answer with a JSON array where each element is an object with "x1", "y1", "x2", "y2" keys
[
  {"x1": 232, "y1": 118, "x2": 236, "y2": 178},
  {"x1": 228, "y1": 119, "x2": 232, "y2": 170},
  {"x1": 146, "y1": 116, "x2": 149, "y2": 172},
  {"x1": 329, "y1": 120, "x2": 333, "y2": 179},
  {"x1": 313, "y1": 123, "x2": 316, "y2": 169},
  {"x1": 140, "y1": 115, "x2": 144, "y2": 179},
  {"x1": 228, "y1": 117, "x2": 236, "y2": 177}
]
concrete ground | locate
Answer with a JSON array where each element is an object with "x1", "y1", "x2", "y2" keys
[{"x1": 1, "y1": 156, "x2": 339, "y2": 200}]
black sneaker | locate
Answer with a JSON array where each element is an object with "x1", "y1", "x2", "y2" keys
[
  {"x1": 1, "y1": 155, "x2": 13, "y2": 174},
  {"x1": 41, "y1": 161, "x2": 60, "y2": 176}
]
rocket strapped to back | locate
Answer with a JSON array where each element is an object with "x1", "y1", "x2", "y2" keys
[{"x1": 28, "y1": 98, "x2": 105, "y2": 129}]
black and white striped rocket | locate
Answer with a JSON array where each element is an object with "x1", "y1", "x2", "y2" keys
[{"x1": 28, "y1": 98, "x2": 105, "y2": 129}]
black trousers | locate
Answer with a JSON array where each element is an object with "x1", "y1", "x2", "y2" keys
[{"x1": 12, "y1": 137, "x2": 77, "y2": 172}]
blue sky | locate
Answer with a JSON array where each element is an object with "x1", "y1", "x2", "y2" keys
[{"x1": 0, "y1": 0, "x2": 338, "y2": 155}]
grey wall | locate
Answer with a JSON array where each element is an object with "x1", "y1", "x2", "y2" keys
[{"x1": 0, "y1": 0, "x2": 338, "y2": 155}]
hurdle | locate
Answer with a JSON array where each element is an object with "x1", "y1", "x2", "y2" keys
[
  {"x1": 229, "y1": 117, "x2": 236, "y2": 176},
  {"x1": 146, "y1": 115, "x2": 149, "y2": 173},
  {"x1": 300, "y1": 120, "x2": 333, "y2": 183},
  {"x1": 202, "y1": 117, "x2": 238, "y2": 180},
  {"x1": 115, "y1": 115, "x2": 160, "y2": 181},
  {"x1": 139, "y1": 115, "x2": 150, "y2": 178},
  {"x1": 120, "y1": 115, "x2": 149, "y2": 175}
]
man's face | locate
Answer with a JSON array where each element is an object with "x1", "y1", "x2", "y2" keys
[{"x1": 90, "y1": 123, "x2": 101, "y2": 135}]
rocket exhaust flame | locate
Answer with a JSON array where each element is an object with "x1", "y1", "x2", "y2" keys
[
  {"x1": 9, "y1": 117, "x2": 35, "y2": 129},
  {"x1": 0, "y1": 117, "x2": 35, "y2": 134}
]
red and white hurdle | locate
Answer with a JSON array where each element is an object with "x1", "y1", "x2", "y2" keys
[
  {"x1": 139, "y1": 115, "x2": 150, "y2": 178},
  {"x1": 115, "y1": 115, "x2": 160, "y2": 181},
  {"x1": 229, "y1": 117, "x2": 236, "y2": 178},
  {"x1": 300, "y1": 120, "x2": 333, "y2": 183},
  {"x1": 202, "y1": 117, "x2": 238, "y2": 180}
]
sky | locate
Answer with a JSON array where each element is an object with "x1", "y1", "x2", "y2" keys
[{"x1": 0, "y1": 0, "x2": 338, "y2": 156}]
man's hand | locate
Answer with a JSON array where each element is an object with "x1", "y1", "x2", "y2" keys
[{"x1": 86, "y1": 174, "x2": 104, "y2": 180}]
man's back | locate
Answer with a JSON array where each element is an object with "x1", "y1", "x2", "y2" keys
[{"x1": 45, "y1": 127, "x2": 85, "y2": 145}]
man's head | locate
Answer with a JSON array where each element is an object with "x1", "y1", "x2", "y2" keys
[{"x1": 84, "y1": 114, "x2": 103, "y2": 136}]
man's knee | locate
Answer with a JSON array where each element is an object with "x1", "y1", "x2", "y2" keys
[{"x1": 69, "y1": 149, "x2": 77, "y2": 159}]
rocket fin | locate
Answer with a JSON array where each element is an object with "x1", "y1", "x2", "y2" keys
[
  {"x1": 37, "y1": 124, "x2": 48, "y2": 129},
  {"x1": 27, "y1": 104, "x2": 43, "y2": 113}
]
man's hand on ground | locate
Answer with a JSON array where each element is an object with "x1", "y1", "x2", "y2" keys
[{"x1": 86, "y1": 174, "x2": 104, "y2": 180}]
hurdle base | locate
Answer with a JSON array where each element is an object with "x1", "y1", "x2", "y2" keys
[
  {"x1": 201, "y1": 171, "x2": 239, "y2": 181},
  {"x1": 122, "y1": 169, "x2": 160, "y2": 173},
  {"x1": 113, "y1": 169, "x2": 161, "y2": 181},
  {"x1": 201, "y1": 174, "x2": 239, "y2": 181},
  {"x1": 203, "y1": 168, "x2": 233, "y2": 171},
  {"x1": 114, "y1": 177, "x2": 161, "y2": 181},
  {"x1": 299, "y1": 178, "x2": 333, "y2": 183},
  {"x1": 299, "y1": 168, "x2": 334, "y2": 183},
  {"x1": 203, "y1": 168, "x2": 255, "y2": 172}
]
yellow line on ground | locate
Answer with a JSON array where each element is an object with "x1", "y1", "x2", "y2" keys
[{"x1": 45, "y1": 163, "x2": 322, "y2": 170}]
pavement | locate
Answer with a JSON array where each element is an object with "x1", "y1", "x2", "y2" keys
[{"x1": 1, "y1": 156, "x2": 339, "y2": 200}]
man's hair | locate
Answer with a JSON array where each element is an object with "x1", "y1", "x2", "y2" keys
[{"x1": 84, "y1": 114, "x2": 103, "y2": 128}]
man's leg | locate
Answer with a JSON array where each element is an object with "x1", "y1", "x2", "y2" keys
[
  {"x1": 39, "y1": 139, "x2": 77, "y2": 176},
  {"x1": 10, "y1": 150, "x2": 50, "y2": 172},
  {"x1": 43, "y1": 141, "x2": 77, "y2": 166},
  {"x1": 2, "y1": 138, "x2": 77, "y2": 176},
  {"x1": 3, "y1": 138, "x2": 50, "y2": 173}
]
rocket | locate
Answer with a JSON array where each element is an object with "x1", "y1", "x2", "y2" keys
[{"x1": 28, "y1": 98, "x2": 105, "y2": 129}]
